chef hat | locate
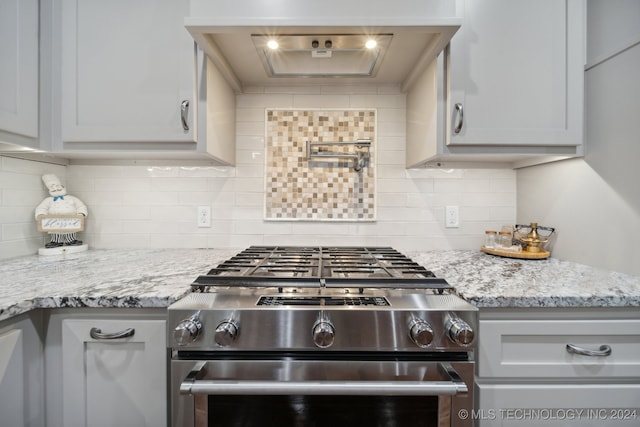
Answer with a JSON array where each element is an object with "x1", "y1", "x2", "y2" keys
[{"x1": 42, "y1": 174, "x2": 62, "y2": 188}]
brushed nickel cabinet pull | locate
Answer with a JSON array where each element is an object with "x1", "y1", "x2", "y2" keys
[
  {"x1": 181, "y1": 100, "x2": 190, "y2": 131},
  {"x1": 90, "y1": 327, "x2": 135, "y2": 340},
  {"x1": 453, "y1": 103, "x2": 464, "y2": 134},
  {"x1": 566, "y1": 343, "x2": 612, "y2": 357}
]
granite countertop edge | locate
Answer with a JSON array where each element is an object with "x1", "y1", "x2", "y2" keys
[{"x1": 1, "y1": 248, "x2": 639, "y2": 323}]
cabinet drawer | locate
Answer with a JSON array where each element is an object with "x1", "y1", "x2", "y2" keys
[
  {"x1": 478, "y1": 319, "x2": 640, "y2": 378},
  {"x1": 476, "y1": 383, "x2": 640, "y2": 427}
]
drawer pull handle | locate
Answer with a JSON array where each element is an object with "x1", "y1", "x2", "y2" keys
[
  {"x1": 566, "y1": 344, "x2": 612, "y2": 357},
  {"x1": 90, "y1": 327, "x2": 135, "y2": 340}
]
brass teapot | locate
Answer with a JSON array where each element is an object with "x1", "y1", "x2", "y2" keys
[{"x1": 514, "y1": 222, "x2": 555, "y2": 253}]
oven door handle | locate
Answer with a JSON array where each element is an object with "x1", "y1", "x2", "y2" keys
[{"x1": 180, "y1": 362, "x2": 468, "y2": 396}]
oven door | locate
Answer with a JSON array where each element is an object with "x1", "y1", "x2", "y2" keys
[{"x1": 171, "y1": 355, "x2": 474, "y2": 427}]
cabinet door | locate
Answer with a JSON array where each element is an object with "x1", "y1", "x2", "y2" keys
[
  {"x1": 61, "y1": 0, "x2": 195, "y2": 143},
  {"x1": 62, "y1": 319, "x2": 167, "y2": 427},
  {"x1": 448, "y1": 0, "x2": 583, "y2": 147},
  {"x1": 0, "y1": 329, "x2": 24, "y2": 427},
  {"x1": 0, "y1": 0, "x2": 38, "y2": 140}
]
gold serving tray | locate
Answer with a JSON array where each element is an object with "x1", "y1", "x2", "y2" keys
[{"x1": 481, "y1": 246, "x2": 550, "y2": 260}]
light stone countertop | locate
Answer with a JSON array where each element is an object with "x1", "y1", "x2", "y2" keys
[
  {"x1": 407, "y1": 251, "x2": 640, "y2": 308},
  {"x1": 1, "y1": 248, "x2": 639, "y2": 322}
]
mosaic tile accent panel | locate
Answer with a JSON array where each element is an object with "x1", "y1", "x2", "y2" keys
[{"x1": 265, "y1": 109, "x2": 376, "y2": 221}]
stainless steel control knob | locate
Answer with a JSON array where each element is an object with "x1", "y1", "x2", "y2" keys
[
  {"x1": 312, "y1": 320, "x2": 335, "y2": 348},
  {"x1": 446, "y1": 316, "x2": 474, "y2": 346},
  {"x1": 409, "y1": 319, "x2": 434, "y2": 348},
  {"x1": 173, "y1": 317, "x2": 202, "y2": 346},
  {"x1": 214, "y1": 320, "x2": 239, "y2": 347}
]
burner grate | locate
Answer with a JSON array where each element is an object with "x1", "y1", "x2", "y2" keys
[{"x1": 192, "y1": 246, "x2": 451, "y2": 292}]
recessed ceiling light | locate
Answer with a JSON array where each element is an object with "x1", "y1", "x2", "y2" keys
[
  {"x1": 365, "y1": 39, "x2": 377, "y2": 49},
  {"x1": 267, "y1": 40, "x2": 279, "y2": 50}
]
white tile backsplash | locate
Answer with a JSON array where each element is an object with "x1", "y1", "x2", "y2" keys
[
  {"x1": 0, "y1": 85, "x2": 516, "y2": 257},
  {"x1": 0, "y1": 156, "x2": 66, "y2": 259}
]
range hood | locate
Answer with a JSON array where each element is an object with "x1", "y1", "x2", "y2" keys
[
  {"x1": 185, "y1": 18, "x2": 461, "y2": 93},
  {"x1": 251, "y1": 34, "x2": 394, "y2": 78}
]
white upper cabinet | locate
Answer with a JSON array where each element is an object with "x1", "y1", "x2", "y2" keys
[
  {"x1": 0, "y1": 0, "x2": 38, "y2": 146},
  {"x1": 407, "y1": 0, "x2": 586, "y2": 168},
  {"x1": 448, "y1": 0, "x2": 584, "y2": 148},
  {"x1": 60, "y1": 0, "x2": 195, "y2": 144}
]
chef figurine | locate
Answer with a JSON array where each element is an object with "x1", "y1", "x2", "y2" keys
[{"x1": 35, "y1": 174, "x2": 88, "y2": 248}]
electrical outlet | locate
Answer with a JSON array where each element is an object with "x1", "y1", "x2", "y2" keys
[
  {"x1": 197, "y1": 206, "x2": 211, "y2": 228},
  {"x1": 445, "y1": 205, "x2": 459, "y2": 228}
]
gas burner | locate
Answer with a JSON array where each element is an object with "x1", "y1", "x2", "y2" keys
[{"x1": 191, "y1": 246, "x2": 451, "y2": 293}]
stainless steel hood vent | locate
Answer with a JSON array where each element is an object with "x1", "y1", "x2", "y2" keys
[{"x1": 251, "y1": 34, "x2": 393, "y2": 78}]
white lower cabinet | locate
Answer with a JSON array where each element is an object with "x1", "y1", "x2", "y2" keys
[
  {"x1": 475, "y1": 309, "x2": 640, "y2": 427},
  {"x1": 0, "y1": 312, "x2": 45, "y2": 427},
  {"x1": 60, "y1": 316, "x2": 167, "y2": 427},
  {"x1": 476, "y1": 383, "x2": 640, "y2": 426},
  {"x1": 0, "y1": 329, "x2": 24, "y2": 427}
]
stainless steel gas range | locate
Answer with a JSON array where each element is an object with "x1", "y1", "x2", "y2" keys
[{"x1": 168, "y1": 246, "x2": 478, "y2": 427}]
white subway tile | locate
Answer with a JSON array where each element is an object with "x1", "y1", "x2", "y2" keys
[
  {"x1": 148, "y1": 234, "x2": 209, "y2": 249},
  {"x1": 237, "y1": 121, "x2": 265, "y2": 136},
  {"x1": 76, "y1": 191, "x2": 123, "y2": 207},
  {"x1": 4, "y1": 189, "x2": 46, "y2": 207},
  {"x1": 376, "y1": 149, "x2": 405, "y2": 166},
  {"x1": 463, "y1": 192, "x2": 516, "y2": 207},
  {"x1": 434, "y1": 180, "x2": 464, "y2": 193},
  {"x1": 235, "y1": 164, "x2": 264, "y2": 178},
  {"x1": 350, "y1": 94, "x2": 405, "y2": 109},
  {"x1": 235, "y1": 149, "x2": 265, "y2": 165},
  {"x1": 0, "y1": 171, "x2": 43, "y2": 190},
  {"x1": 293, "y1": 95, "x2": 350, "y2": 108},
  {"x1": 150, "y1": 206, "x2": 193, "y2": 221},
  {"x1": 236, "y1": 135, "x2": 265, "y2": 151},
  {"x1": 87, "y1": 219, "x2": 124, "y2": 234},
  {"x1": 94, "y1": 177, "x2": 151, "y2": 192},
  {"x1": 406, "y1": 193, "x2": 436, "y2": 208},
  {"x1": 376, "y1": 164, "x2": 408, "y2": 179},
  {"x1": 377, "y1": 108, "x2": 406, "y2": 123},
  {"x1": 377, "y1": 192, "x2": 406, "y2": 207},
  {"x1": 228, "y1": 234, "x2": 265, "y2": 248},
  {"x1": 237, "y1": 93, "x2": 293, "y2": 108},
  {"x1": 0, "y1": 206, "x2": 35, "y2": 223},
  {"x1": 0, "y1": 237, "x2": 43, "y2": 259},
  {"x1": 3, "y1": 222, "x2": 41, "y2": 240},
  {"x1": 376, "y1": 178, "x2": 419, "y2": 193},
  {"x1": 150, "y1": 177, "x2": 208, "y2": 192},
  {"x1": 461, "y1": 179, "x2": 492, "y2": 193},
  {"x1": 120, "y1": 191, "x2": 179, "y2": 206},
  {"x1": 377, "y1": 121, "x2": 406, "y2": 137},
  {"x1": 376, "y1": 85, "x2": 402, "y2": 95},
  {"x1": 210, "y1": 192, "x2": 236, "y2": 207},
  {"x1": 234, "y1": 177, "x2": 264, "y2": 192},
  {"x1": 207, "y1": 178, "x2": 236, "y2": 193},
  {"x1": 233, "y1": 220, "x2": 292, "y2": 235},
  {"x1": 235, "y1": 192, "x2": 263, "y2": 207},
  {"x1": 236, "y1": 108, "x2": 266, "y2": 123},
  {"x1": 491, "y1": 179, "x2": 517, "y2": 192}
]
